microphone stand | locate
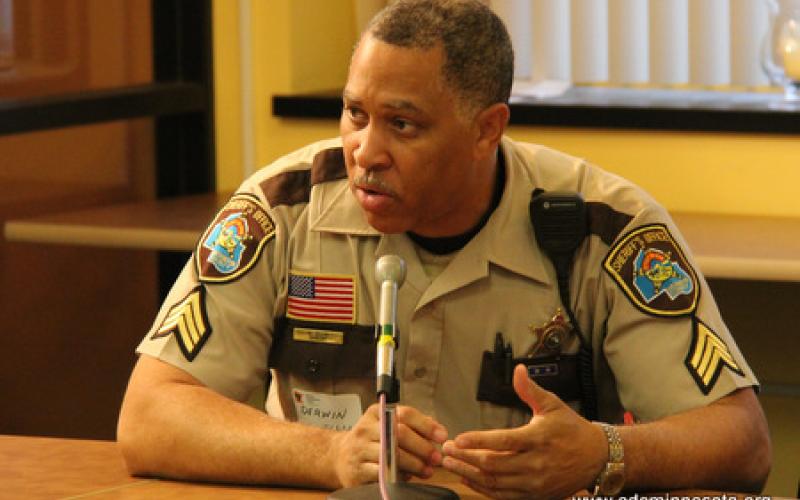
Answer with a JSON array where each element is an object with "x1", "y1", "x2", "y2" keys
[{"x1": 329, "y1": 256, "x2": 458, "y2": 500}]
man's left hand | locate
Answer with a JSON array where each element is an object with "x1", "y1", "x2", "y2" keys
[{"x1": 441, "y1": 364, "x2": 608, "y2": 499}]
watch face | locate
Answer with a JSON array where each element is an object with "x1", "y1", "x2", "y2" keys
[{"x1": 602, "y1": 469, "x2": 625, "y2": 496}]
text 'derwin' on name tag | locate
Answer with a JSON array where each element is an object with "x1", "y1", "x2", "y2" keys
[{"x1": 292, "y1": 389, "x2": 361, "y2": 431}]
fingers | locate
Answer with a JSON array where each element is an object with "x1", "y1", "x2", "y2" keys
[
  {"x1": 512, "y1": 363, "x2": 560, "y2": 414},
  {"x1": 356, "y1": 404, "x2": 447, "y2": 479},
  {"x1": 353, "y1": 403, "x2": 381, "y2": 441},
  {"x1": 436, "y1": 372, "x2": 592, "y2": 499},
  {"x1": 441, "y1": 453, "x2": 533, "y2": 496},
  {"x1": 447, "y1": 367, "x2": 567, "y2": 454},
  {"x1": 396, "y1": 405, "x2": 448, "y2": 444},
  {"x1": 393, "y1": 405, "x2": 447, "y2": 472},
  {"x1": 395, "y1": 446, "x2": 434, "y2": 479},
  {"x1": 396, "y1": 420, "x2": 443, "y2": 468},
  {"x1": 331, "y1": 410, "x2": 380, "y2": 487},
  {"x1": 348, "y1": 461, "x2": 380, "y2": 486},
  {"x1": 450, "y1": 426, "x2": 528, "y2": 452},
  {"x1": 442, "y1": 441, "x2": 520, "y2": 474}
]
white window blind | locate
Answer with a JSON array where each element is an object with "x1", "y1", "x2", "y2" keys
[
  {"x1": 571, "y1": 0, "x2": 608, "y2": 83},
  {"x1": 531, "y1": 0, "x2": 571, "y2": 81},
  {"x1": 650, "y1": 0, "x2": 689, "y2": 84},
  {"x1": 490, "y1": 0, "x2": 771, "y2": 88}
]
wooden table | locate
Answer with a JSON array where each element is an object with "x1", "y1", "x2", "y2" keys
[
  {"x1": 5, "y1": 192, "x2": 800, "y2": 281},
  {"x1": 3, "y1": 435, "x2": 784, "y2": 500},
  {"x1": 0, "y1": 435, "x2": 480, "y2": 499}
]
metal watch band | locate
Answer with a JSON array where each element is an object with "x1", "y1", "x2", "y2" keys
[
  {"x1": 598, "y1": 422, "x2": 624, "y2": 463},
  {"x1": 593, "y1": 422, "x2": 625, "y2": 496}
]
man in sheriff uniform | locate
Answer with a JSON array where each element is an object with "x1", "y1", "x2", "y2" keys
[{"x1": 118, "y1": 0, "x2": 771, "y2": 497}]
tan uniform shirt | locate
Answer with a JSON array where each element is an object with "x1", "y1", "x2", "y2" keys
[{"x1": 137, "y1": 136, "x2": 757, "y2": 437}]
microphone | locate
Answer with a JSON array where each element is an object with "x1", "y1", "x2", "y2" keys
[
  {"x1": 375, "y1": 255, "x2": 406, "y2": 398},
  {"x1": 328, "y1": 255, "x2": 457, "y2": 499}
]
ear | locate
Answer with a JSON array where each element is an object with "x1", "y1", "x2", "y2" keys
[{"x1": 473, "y1": 103, "x2": 510, "y2": 160}]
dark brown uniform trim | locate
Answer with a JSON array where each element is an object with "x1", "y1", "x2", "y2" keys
[
  {"x1": 261, "y1": 170, "x2": 311, "y2": 208},
  {"x1": 310, "y1": 148, "x2": 348, "y2": 185},
  {"x1": 260, "y1": 147, "x2": 347, "y2": 208},
  {"x1": 587, "y1": 201, "x2": 634, "y2": 246}
]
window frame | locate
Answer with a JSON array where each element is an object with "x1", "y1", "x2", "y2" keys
[{"x1": 272, "y1": 88, "x2": 800, "y2": 134}]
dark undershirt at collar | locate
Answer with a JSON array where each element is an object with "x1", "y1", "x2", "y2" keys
[{"x1": 407, "y1": 152, "x2": 506, "y2": 255}]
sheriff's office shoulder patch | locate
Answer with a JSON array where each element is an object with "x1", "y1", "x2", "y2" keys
[
  {"x1": 151, "y1": 286, "x2": 211, "y2": 361},
  {"x1": 196, "y1": 193, "x2": 275, "y2": 283},
  {"x1": 685, "y1": 317, "x2": 744, "y2": 395},
  {"x1": 603, "y1": 223, "x2": 699, "y2": 317},
  {"x1": 286, "y1": 271, "x2": 356, "y2": 324}
]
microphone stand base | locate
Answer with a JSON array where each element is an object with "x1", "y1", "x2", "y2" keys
[{"x1": 328, "y1": 482, "x2": 459, "y2": 499}]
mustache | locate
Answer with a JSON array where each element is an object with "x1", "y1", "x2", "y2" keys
[{"x1": 351, "y1": 172, "x2": 397, "y2": 197}]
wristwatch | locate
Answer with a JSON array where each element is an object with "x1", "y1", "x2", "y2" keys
[{"x1": 593, "y1": 422, "x2": 625, "y2": 496}]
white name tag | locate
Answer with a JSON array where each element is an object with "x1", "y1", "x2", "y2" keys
[{"x1": 292, "y1": 389, "x2": 362, "y2": 431}]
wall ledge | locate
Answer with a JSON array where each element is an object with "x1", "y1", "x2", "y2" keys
[{"x1": 273, "y1": 86, "x2": 800, "y2": 134}]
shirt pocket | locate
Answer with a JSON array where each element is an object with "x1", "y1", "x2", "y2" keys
[{"x1": 269, "y1": 317, "x2": 375, "y2": 382}]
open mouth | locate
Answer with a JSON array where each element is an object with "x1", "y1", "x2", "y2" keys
[
  {"x1": 354, "y1": 176, "x2": 394, "y2": 198},
  {"x1": 352, "y1": 180, "x2": 397, "y2": 213},
  {"x1": 360, "y1": 186, "x2": 386, "y2": 196}
]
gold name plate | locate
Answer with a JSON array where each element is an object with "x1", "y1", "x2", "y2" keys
[{"x1": 293, "y1": 328, "x2": 344, "y2": 345}]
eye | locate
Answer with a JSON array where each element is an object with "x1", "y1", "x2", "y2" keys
[
  {"x1": 392, "y1": 118, "x2": 408, "y2": 129},
  {"x1": 343, "y1": 105, "x2": 368, "y2": 126},
  {"x1": 391, "y1": 117, "x2": 417, "y2": 134},
  {"x1": 346, "y1": 105, "x2": 364, "y2": 119}
]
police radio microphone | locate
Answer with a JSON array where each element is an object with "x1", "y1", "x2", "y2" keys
[{"x1": 328, "y1": 256, "x2": 458, "y2": 500}]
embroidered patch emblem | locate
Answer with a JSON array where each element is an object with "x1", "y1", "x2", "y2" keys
[
  {"x1": 196, "y1": 193, "x2": 275, "y2": 283},
  {"x1": 151, "y1": 286, "x2": 211, "y2": 361},
  {"x1": 287, "y1": 272, "x2": 356, "y2": 324},
  {"x1": 685, "y1": 318, "x2": 744, "y2": 394},
  {"x1": 603, "y1": 224, "x2": 699, "y2": 317}
]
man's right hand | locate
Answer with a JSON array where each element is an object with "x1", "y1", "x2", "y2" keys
[{"x1": 329, "y1": 403, "x2": 448, "y2": 487}]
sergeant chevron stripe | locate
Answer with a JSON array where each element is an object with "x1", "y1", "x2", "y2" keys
[
  {"x1": 151, "y1": 286, "x2": 211, "y2": 361},
  {"x1": 685, "y1": 318, "x2": 743, "y2": 394}
]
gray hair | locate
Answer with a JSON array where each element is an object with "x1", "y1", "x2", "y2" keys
[{"x1": 367, "y1": 0, "x2": 514, "y2": 113}]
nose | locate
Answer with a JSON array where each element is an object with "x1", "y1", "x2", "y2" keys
[{"x1": 353, "y1": 124, "x2": 391, "y2": 172}]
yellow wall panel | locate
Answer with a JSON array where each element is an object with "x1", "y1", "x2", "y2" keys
[
  {"x1": 289, "y1": 0, "x2": 354, "y2": 93},
  {"x1": 213, "y1": 0, "x2": 243, "y2": 192},
  {"x1": 253, "y1": 0, "x2": 353, "y2": 175},
  {"x1": 508, "y1": 127, "x2": 800, "y2": 217}
]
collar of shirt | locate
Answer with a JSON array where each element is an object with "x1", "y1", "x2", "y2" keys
[{"x1": 308, "y1": 136, "x2": 553, "y2": 291}]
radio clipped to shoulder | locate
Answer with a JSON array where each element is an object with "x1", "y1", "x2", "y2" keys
[
  {"x1": 476, "y1": 190, "x2": 598, "y2": 419},
  {"x1": 529, "y1": 189, "x2": 588, "y2": 277}
]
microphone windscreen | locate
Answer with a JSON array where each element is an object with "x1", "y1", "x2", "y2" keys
[{"x1": 375, "y1": 255, "x2": 406, "y2": 286}]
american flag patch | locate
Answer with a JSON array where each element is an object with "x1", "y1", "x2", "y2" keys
[{"x1": 287, "y1": 273, "x2": 356, "y2": 323}]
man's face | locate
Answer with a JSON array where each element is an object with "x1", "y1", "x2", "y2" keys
[{"x1": 341, "y1": 35, "x2": 486, "y2": 237}]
